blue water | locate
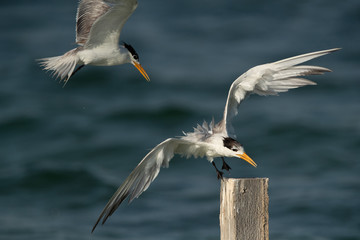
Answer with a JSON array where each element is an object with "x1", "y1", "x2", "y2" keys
[{"x1": 1, "y1": 1, "x2": 359, "y2": 239}]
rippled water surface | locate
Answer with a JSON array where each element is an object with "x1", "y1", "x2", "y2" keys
[{"x1": 0, "y1": 1, "x2": 359, "y2": 239}]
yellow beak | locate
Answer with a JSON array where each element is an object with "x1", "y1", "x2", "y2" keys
[
  {"x1": 133, "y1": 61, "x2": 150, "y2": 82},
  {"x1": 236, "y1": 152, "x2": 257, "y2": 167}
]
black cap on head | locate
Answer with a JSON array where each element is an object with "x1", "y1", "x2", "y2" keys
[
  {"x1": 122, "y1": 42, "x2": 139, "y2": 61},
  {"x1": 223, "y1": 137, "x2": 242, "y2": 150}
]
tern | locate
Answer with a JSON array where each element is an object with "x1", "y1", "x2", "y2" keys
[
  {"x1": 92, "y1": 48, "x2": 339, "y2": 232},
  {"x1": 38, "y1": 0, "x2": 150, "y2": 84}
]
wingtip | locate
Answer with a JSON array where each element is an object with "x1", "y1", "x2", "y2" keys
[
  {"x1": 329, "y1": 47, "x2": 342, "y2": 52},
  {"x1": 91, "y1": 218, "x2": 101, "y2": 233},
  {"x1": 305, "y1": 47, "x2": 341, "y2": 57},
  {"x1": 323, "y1": 48, "x2": 341, "y2": 54},
  {"x1": 315, "y1": 48, "x2": 342, "y2": 55},
  {"x1": 91, "y1": 224, "x2": 97, "y2": 234}
]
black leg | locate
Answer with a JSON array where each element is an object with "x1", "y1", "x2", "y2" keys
[
  {"x1": 221, "y1": 157, "x2": 231, "y2": 171},
  {"x1": 71, "y1": 64, "x2": 85, "y2": 78},
  {"x1": 212, "y1": 161, "x2": 223, "y2": 180}
]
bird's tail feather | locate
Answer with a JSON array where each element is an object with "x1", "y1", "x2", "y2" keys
[{"x1": 38, "y1": 48, "x2": 79, "y2": 84}]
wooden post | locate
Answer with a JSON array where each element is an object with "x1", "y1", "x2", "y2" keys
[{"x1": 220, "y1": 178, "x2": 269, "y2": 240}]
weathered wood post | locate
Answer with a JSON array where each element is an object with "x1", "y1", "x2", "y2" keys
[{"x1": 220, "y1": 178, "x2": 269, "y2": 240}]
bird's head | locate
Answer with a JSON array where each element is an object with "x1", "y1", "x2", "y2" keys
[
  {"x1": 123, "y1": 42, "x2": 150, "y2": 81},
  {"x1": 223, "y1": 137, "x2": 257, "y2": 167}
]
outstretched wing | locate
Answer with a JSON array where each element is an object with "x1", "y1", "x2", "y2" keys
[
  {"x1": 92, "y1": 138, "x2": 193, "y2": 232},
  {"x1": 76, "y1": 0, "x2": 110, "y2": 45},
  {"x1": 76, "y1": 0, "x2": 138, "y2": 48},
  {"x1": 217, "y1": 48, "x2": 340, "y2": 136}
]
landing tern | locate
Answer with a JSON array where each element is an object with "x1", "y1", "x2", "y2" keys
[
  {"x1": 92, "y1": 48, "x2": 339, "y2": 232},
  {"x1": 38, "y1": 0, "x2": 150, "y2": 84}
]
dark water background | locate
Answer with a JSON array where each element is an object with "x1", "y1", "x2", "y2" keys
[{"x1": 1, "y1": 1, "x2": 359, "y2": 239}]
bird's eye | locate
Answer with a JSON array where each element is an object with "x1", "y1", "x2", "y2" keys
[
  {"x1": 133, "y1": 55, "x2": 139, "y2": 60},
  {"x1": 232, "y1": 148, "x2": 238, "y2": 152}
]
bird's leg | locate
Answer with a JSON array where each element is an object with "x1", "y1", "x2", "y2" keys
[
  {"x1": 221, "y1": 157, "x2": 231, "y2": 172},
  {"x1": 62, "y1": 65, "x2": 85, "y2": 87},
  {"x1": 212, "y1": 161, "x2": 223, "y2": 180},
  {"x1": 71, "y1": 64, "x2": 85, "y2": 78}
]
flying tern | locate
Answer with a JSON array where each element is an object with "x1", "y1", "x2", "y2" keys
[
  {"x1": 38, "y1": 0, "x2": 150, "y2": 84},
  {"x1": 92, "y1": 48, "x2": 339, "y2": 232}
]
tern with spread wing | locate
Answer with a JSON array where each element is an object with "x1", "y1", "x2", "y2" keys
[
  {"x1": 39, "y1": 0, "x2": 150, "y2": 84},
  {"x1": 92, "y1": 48, "x2": 339, "y2": 232}
]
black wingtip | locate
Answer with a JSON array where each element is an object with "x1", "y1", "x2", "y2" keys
[
  {"x1": 91, "y1": 213, "x2": 106, "y2": 233},
  {"x1": 91, "y1": 219, "x2": 100, "y2": 233}
]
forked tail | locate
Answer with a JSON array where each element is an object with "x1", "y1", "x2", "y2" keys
[{"x1": 38, "y1": 48, "x2": 80, "y2": 84}]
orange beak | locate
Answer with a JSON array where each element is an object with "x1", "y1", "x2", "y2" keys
[
  {"x1": 236, "y1": 152, "x2": 257, "y2": 167},
  {"x1": 133, "y1": 61, "x2": 150, "y2": 82}
]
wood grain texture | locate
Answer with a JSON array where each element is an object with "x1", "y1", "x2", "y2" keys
[{"x1": 220, "y1": 178, "x2": 269, "y2": 240}]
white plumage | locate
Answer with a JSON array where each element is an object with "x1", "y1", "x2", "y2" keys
[
  {"x1": 38, "y1": 0, "x2": 150, "y2": 84},
  {"x1": 92, "y1": 48, "x2": 339, "y2": 232}
]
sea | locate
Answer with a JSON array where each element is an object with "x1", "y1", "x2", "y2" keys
[{"x1": 0, "y1": 1, "x2": 359, "y2": 239}]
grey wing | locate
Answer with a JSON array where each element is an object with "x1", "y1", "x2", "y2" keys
[
  {"x1": 92, "y1": 138, "x2": 192, "y2": 232},
  {"x1": 76, "y1": 0, "x2": 111, "y2": 45},
  {"x1": 218, "y1": 48, "x2": 340, "y2": 136},
  {"x1": 83, "y1": 0, "x2": 138, "y2": 48}
]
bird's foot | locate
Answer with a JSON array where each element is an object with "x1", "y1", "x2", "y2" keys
[
  {"x1": 221, "y1": 157, "x2": 231, "y2": 172},
  {"x1": 216, "y1": 170, "x2": 224, "y2": 180},
  {"x1": 212, "y1": 161, "x2": 224, "y2": 180}
]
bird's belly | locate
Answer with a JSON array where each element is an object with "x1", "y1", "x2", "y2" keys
[
  {"x1": 180, "y1": 143, "x2": 220, "y2": 161},
  {"x1": 78, "y1": 48, "x2": 124, "y2": 66}
]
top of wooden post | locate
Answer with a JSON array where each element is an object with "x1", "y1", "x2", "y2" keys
[{"x1": 220, "y1": 178, "x2": 269, "y2": 240}]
